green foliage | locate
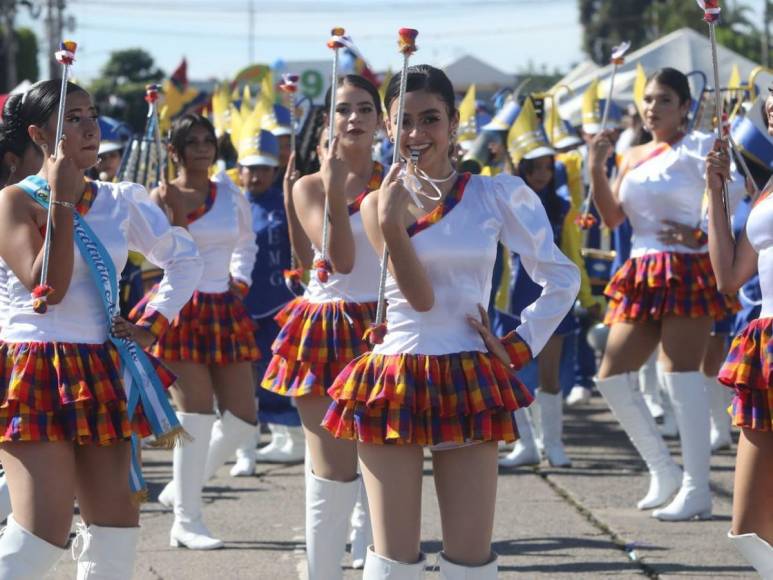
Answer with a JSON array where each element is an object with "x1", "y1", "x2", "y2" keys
[
  {"x1": 88, "y1": 48, "x2": 165, "y2": 133},
  {"x1": 100, "y1": 48, "x2": 164, "y2": 84},
  {"x1": 580, "y1": 0, "x2": 772, "y2": 66},
  {"x1": 15, "y1": 27, "x2": 38, "y2": 82},
  {"x1": 579, "y1": 0, "x2": 655, "y2": 63}
]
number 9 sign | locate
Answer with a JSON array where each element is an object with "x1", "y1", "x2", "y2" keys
[{"x1": 301, "y1": 70, "x2": 324, "y2": 100}]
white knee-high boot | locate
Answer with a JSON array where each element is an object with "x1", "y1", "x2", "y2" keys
[
  {"x1": 0, "y1": 515, "x2": 65, "y2": 579},
  {"x1": 306, "y1": 472, "x2": 360, "y2": 580},
  {"x1": 0, "y1": 476, "x2": 11, "y2": 522},
  {"x1": 639, "y1": 350, "x2": 664, "y2": 419},
  {"x1": 159, "y1": 411, "x2": 258, "y2": 503},
  {"x1": 537, "y1": 389, "x2": 571, "y2": 467},
  {"x1": 349, "y1": 477, "x2": 372, "y2": 569},
  {"x1": 728, "y1": 531, "x2": 773, "y2": 579},
  {"x1": 438, "y1": 552, "x2": 497, "y2": 579},
  {"x1": 74, "y1": 522, "x2": 140, "y2": 579},
  {"x1": 596, "y1": 373, "x2": 682, "y2": 509},
  {"x1": 169, "y1": 413, "x2": 224, "y2": 550},
  {"x1": 230, "y1": 427, "x2": 259, "y2": 477},
  {"x1": 258, "y1": 424, "x2": 306, "y2": 463},
  {"x1": 363, "y1": 546, "x2": 426, "y2": 579},
  {"x1": 203, "y1": 411, "x2": 257, "y2": 481},
  {"x1": 653, "y1": 371, "x2": 712, "y2": 521},
  {"x1": 707, "y1": 375, "x2": 733, "y2": 452},
  {"x1": 498, "y1": 407, "x2": 540, "y2": 467},
  {"x1": 657, "y1": 361, "x2": 679, "y2": 438}
]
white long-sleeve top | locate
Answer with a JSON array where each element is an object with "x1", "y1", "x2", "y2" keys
[
  {"x1": 1, "y1": 181, "x2": 203, "y2": 344},
  {"x1": 188, "y1": 172, "x2": 257, "y2": 293},
  {"x1": 620, "y1": 131, "x2": 745, "y2": 257},
  {"x1": 304, "y1": 203, "x2": 380, "y2": 304},
  {"x1": 746, "y1": 192, "x2": 773, "y2": 318},
  {"x1": 376, "y1": 174, "x2": 580, "y2": 357}
]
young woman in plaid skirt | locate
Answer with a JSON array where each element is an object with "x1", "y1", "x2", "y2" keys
[
  {"x1": 0, "y1": 92, "x2": 46, "y2": 525},
  {"x1": 137, "y1": 114, "x2": 260, "y2": 550},
  {"x1": 260, "y1": 75, "x2": 384, "y2": 578},
  {"x1": 706, "y1": 91, "x2": 773, "y2": 575},
  {"x1": 589, "y1": 68, "x2": 745, "y2": 522},
  {"x1": 322, "y1": 65, "x2": 580, "y2": 577},
  {"x1": 0, "y1": 80, "x2": 203, "y2": 579}
]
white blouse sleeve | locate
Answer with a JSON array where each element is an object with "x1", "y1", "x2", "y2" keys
[
  {"x1": 119, "y1": 182, "x2": 203, "y2": 321},
  {"x1": 227, "y1": 183, "x2": 258, "y2": 286},
  {"x1": 487, "y1": 174, "x2": 581, "y2": 356}
]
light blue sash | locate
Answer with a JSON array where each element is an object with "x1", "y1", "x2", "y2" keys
[{"x1": 18, "y1": 175, "x2": 182, "y2": 495}]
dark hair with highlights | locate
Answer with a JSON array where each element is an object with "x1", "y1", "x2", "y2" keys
[
  {"x1": 648, "y1": 68, "x2": 691, "y2": 105},
  {"x1": 169, "y1": 113, "x2": 218, "y2": 167},
  {"x1": 384, "y1": 65, "x2": 456, "y2": 117},
  {"x1": 324, "y1": 74, "x2": 382, "y2": 116}
]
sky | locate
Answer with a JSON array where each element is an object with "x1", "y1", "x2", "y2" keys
[{"x1": 16, "y1": 0, "x2": 771, "y2": 83}]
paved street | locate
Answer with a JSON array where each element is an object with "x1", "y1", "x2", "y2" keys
[{"x1": 50, "y1": 395, "x2": 753, "y2": 579}]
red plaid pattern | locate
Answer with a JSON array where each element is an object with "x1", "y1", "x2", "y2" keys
[
  {"x1": 131, "y1": 288, "x2": 259, "y2": 365},
  {"x1": 230, "y1": 278, "x2": 250, "y2": 299},
  {"x1": 260, "y1": 298, "x2": 376, "y2": 397},
  {"x1": 604, "y1": 251, "x2": 739, "y2": 324},
  {"x1": 718, "y1": 316, "x2": 773, "y2": 431},
  {"x1": 501, "y1": 331, "x2": 532, "y2": 370},
  {"x1": 322, "y1": 350, "x2": 534, "y2": 446},
  {"x1": 0, "y1": 341, "x2": 175, "y2": 444},
  {"x1": 134, "y1": 308, "x2": 169, "y2": 341}
]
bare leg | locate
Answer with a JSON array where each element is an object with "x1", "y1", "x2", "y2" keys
[
  {"x1": 211, "y1": 362, "x2": 257, "y2": 424},
  {"x1": 296, "y1": 395, "x2": 357, "y2": 481},
  {"x1": 74, "y1": 441, "x2": 138, "y2": 527},
  {"x1": 0, "y1": 442, "x2": 75, "y2": 547},
  {"x1": 598, "y1": 320, "x2": 661, "y2": 379},
  {"x1": 358, "y1": 443, "x2": 424, "y2": 564},
  {"x1": 732, "y1": 429, "x2": 773, "y2": 542},
  {"x1": 432, "y1": 442, "x2": 498, "y2": 565},
  {"x1": 167, "y1": 361, "x2": 216, "y2": 415}
]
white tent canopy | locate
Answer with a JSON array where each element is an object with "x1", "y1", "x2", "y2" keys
[
  {"x1": 442, "y1": 55, "x2": 516, "y2": 92},
  {"x1": 555, "y1": 28, "x2": 770, "y2": 125}
]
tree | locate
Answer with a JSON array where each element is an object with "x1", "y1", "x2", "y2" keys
[
  {"x1": 579, "y1": 0, "x2": 771, "y2": 66},
  {"x1": 100, "y1": 48, "x2": 164, "y2": 84},
  {"x1": 579, "y1": 0, "x2": 655, "y2": 63},
  {"x1": 15, "y1": 27, "x2": 38, "y2": 82},
  {"x1": 88, "y1": 49, "x2": 165, "y2": 133}
]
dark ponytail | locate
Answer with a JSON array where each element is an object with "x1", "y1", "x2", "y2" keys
[{"x1": 0, "y1": 80, "x2": 86, "y2": 158}]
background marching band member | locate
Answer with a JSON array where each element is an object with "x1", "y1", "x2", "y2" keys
[
  {"x1": 589, "y1": 67, "x2": 744, "y2": 521},
  {"x1": 233, "y1": 126, "x2": 305, "y2": 474},
  {"x1": 142, "y1": 113, "x2": 259, "y2": 550}
]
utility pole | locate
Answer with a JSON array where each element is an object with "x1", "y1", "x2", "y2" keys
[
  {"x1": 1, "y1": 0, "x2": 18, "y2": 91},
  {"x1": 45, "y1": 0, "x2": 65, "y2": 78}
]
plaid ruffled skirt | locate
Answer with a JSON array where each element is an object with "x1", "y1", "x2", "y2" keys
[
  {"x1": 261, "y1": 298, "x2": 376, "y2": 398},
  {"x1": 322, "y1": 350, "x2": 534, "y2": 446},
  {"x1": 132, "y1": 288, "x2": 259, "y2": 365},
  {"x1": 604, "y1": 251, "x2": 738, "y2": 325},
  {"x1": 718, "y1": 316, "x2": 773, "y2": 431},
  {"x1": 0, "y1": 341, "x2": 176, "y2": 445}
]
